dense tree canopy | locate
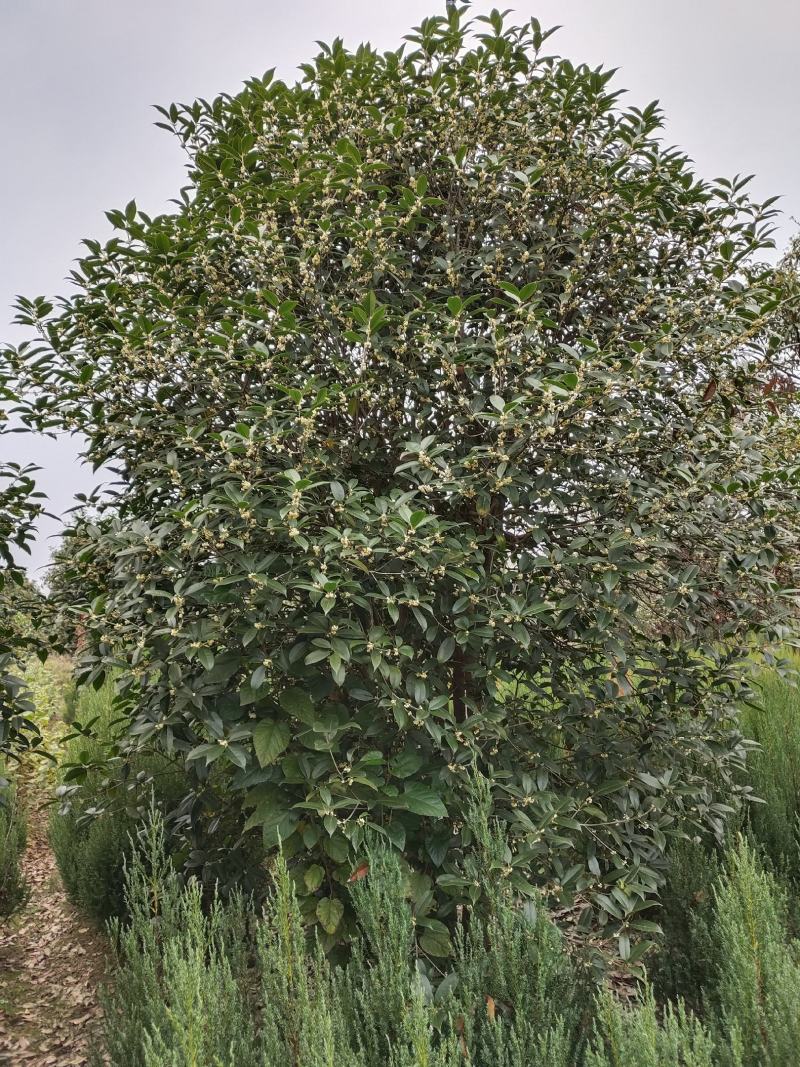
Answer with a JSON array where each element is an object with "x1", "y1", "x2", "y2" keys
[{"x1": 8, "y1": 6, "x2": 800, "y2": 950}]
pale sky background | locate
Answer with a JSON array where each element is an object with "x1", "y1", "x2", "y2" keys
[{"x1": 2, "y1": 0, "x2": 798, "y2": 579}]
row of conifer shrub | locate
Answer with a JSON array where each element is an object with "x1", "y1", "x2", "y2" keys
[{"x1": 92, "y1": 804, "x2": 800, "y2": 1067}]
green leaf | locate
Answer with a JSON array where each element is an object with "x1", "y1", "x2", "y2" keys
[
  {"x1": 304, "y1": 864, "x2": 325, "y2": 892},
  {"x1": 221, "y1": 744, "x2": 245, "y2": 769},
  {"x1": 279, "y1": 687, "x2": 315, "y2": 724},
  {"x1": 436, "y1": 873, "x2": 470, "y2": 892},
  {"x1": 239, "y1": 685, "x2": 262, "y2": 707},
  {"x1": 618, "y1": 932, "x2": 631, "y2": 960},
  {"x1": 407, "y1": 871, "x2": 433, "y2": 906},
  {"x1": 253, "y1": 720, "x2": 290, "y2": 766},
  {"x1": 243, "y1": 788, "x2": 297, "y2": 847},
  {"x1": 384, "y1": 822, "x2": 406, "y2": 851},
  {"x1": 437, "y1": 636, "x2": 456, "y2": 663},
  {"x1": 316, "y1": 896, "x2": 344, "y2": 934},
  {"x1": 186, "y1": 743, "x2": 224, "y2": 766},
  {"x1": 419, "y1": 919, "x2": 453, "y2": 957},
  {"x1": 399, "y1": 783, "x2": 447, "y2": 818},
  {"x1": 603, "y1": 571, "x2": 620, "y2": 593},
  {"x1": 304, "y1": 648, "x2": 330, "y2": 665},
  {"x1": 426, "y1": 829, "x2": 451, "y2": 867},
  {"x1": 389, "y1": 750, "x2": 424, "y2": 779},
  {"x1": 197, "y1": 647, "x2": 215, "y2": 671}
]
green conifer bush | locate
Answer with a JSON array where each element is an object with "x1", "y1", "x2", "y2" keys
[
  {"x1": 586, "y1": 987, "x2": 720, "y2": 1067},
  {"x1": 708, "y1": 838, "x2": 800, "y2": 1067},
  {"x1": 96, "y1": 811, "x2": 257, "y2": 1067},
  {"x1": 94, "y1": 812, "x2": 800, "y2": 1067},
  {"x1": 738, "y1": 660, "x2": 800, "y2": 886}
]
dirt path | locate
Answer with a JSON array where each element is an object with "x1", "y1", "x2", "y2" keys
[{"x1": 0, "y1": 777, "x2": 108, "y2": 1066}]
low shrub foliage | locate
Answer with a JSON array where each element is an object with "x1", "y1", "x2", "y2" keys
[
  {"x1": 648, "y1": 835, "x2": 719, "y2": 1009},
  {"x1": 738, "y1": 658, "x2": 800, "y2": 887},
  {"x1": 587, "y1": 987, "x2": 718, "y2": 1067},
  {"x1": 98, "y1": 807, "x2": 588, "y2": 1067},
  {"x1": 0, "y1": 778, "x2": 28, "y2": 917},
  {"x1": 709, "y1": 838, "x2": 800, "y2": 1067},
  {"x1": 96, "y1": 814, "x2": 800, "y2": 1067},
  {"x1": 51, "y1": 679, "x2": 187, "y2": 921}
]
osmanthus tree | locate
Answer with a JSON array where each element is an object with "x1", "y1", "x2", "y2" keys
[
  {"x1": 10, "y1": 6, "x2": 800, "y2": 954},
  {"x1": 0, "y1": 453, "x2": 47, "y2": 766},
  {"x1": 43, "y1": 508, "x2": 115, "y2": 653},
  {"x1": 763, "y1": 236, "x2": 800, "y2": 402}
]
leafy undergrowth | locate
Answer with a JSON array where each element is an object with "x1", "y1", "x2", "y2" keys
[
  {"x1": 50, "y1": 677, "x2": 188, "y2": 924},
  {"x1": 0, "y1": 778, "x2": 27, "y2": 918}
]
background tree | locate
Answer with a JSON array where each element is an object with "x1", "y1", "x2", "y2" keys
[
  {"x1": 0, "y1": 454, "x2": 47, "y2": 767},
  {"x1": 10, "y1": 6, "x2": 800, "y2": 953},
  {"x1": 43, "y1": 508, "x2": 115, "y2": 654}
]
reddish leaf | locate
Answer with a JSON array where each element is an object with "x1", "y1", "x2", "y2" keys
[
  {"x1": 455, "y1": 1015, "x2": 468, "y2": 1057},
  {"x1": 348, "y1": 862, "x2": 369, "y2": 883},
  {"x1": 701, "y1": 379, "x2": 717, "y2": 403}
]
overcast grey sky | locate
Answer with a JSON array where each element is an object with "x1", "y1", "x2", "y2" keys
[{"x1": 2, "y1": 0, "x2": 798, "y2": 578}]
